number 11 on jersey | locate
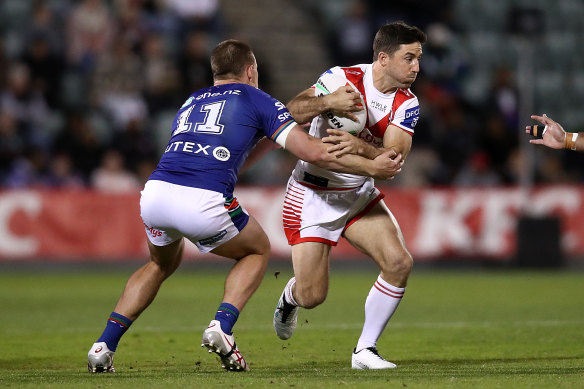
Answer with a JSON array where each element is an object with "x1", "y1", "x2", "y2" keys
[{"x1": 173, "y1": 100, "x2": 226, "y2": 136}]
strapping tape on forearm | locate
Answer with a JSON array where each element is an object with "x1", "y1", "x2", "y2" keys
[{"x1": 565, "y1": 132, "x2": 579, "y2": 150}]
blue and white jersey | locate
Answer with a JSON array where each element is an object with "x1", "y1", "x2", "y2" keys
[{"x1": 149, "y1": 83, "x2": 295, "y2": 196}]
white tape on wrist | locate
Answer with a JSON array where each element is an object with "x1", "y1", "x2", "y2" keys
[{"x1": 570, "y1": 132, "x2": 578, "y2": 150}]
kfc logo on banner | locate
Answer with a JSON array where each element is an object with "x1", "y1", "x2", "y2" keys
[{"x1": 413, "y1": 188, "x2": 582, "y2": 258}]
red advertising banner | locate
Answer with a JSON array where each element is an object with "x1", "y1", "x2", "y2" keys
[{"x1": 1, "y1": 186, "x2": 583, "y2": 261}]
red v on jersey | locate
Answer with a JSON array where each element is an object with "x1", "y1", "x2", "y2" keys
[{"x1": 341, "y1": 66, "x2": 416, "y2": 138}]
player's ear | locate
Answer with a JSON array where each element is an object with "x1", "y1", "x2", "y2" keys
[
  {"x1": 378, "y1": 51, "x2": 389, "y2": 66},
  {"x1": 245, "y1": 64, "x2": 254, "y2": 81}
]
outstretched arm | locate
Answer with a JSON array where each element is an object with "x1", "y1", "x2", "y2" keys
[
  {"x1": 526, "y1": 114, "x2": 583, "y2": 151},
  {"x1": 283, "y1": 125, "x2": 402, "y2": 180},
  {"x1": 287, "y1": 87, "x2": 364, "y2": 125}
]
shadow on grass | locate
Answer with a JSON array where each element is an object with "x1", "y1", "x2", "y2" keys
[
  {"x1": 2, "y1": 355, "x2": 582, "y2": 379},
  {"x1": 246, "y1": 356, "x2": 584, "y2": 378}
]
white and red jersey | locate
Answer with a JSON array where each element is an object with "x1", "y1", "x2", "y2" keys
[{"x1": 292, "y1": 64, "x2": 420, "y2": 189}]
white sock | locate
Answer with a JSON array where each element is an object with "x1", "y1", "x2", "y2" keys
[
  {"x1": 355, "y1": 275, "x2": 405, "y2": 352},
  {"x1": 284, "y1": 277, "x2": 298, "y2": 306}
]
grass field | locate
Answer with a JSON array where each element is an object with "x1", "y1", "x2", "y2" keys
[{"x1": 0, "y1": 263, "x2": 583, "y2": 388}]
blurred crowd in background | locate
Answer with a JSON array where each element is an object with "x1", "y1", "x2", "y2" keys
[{"x1": 1, "y1": 0, "x2": 584, "y2": 192}]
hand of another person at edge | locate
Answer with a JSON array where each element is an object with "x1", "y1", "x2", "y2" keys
[
  {"x1": 323, "y1": 129, "x2": 366, "y2": 157},
  {"x1": 328, "y1": 85, "x2": 364, "y2": 122},
  {"x1": 371, "y1": 150, "x2": 404, "y2": 180},
  {"x1": 527, "y1": 114, "x2": 566, "y2": 149}
]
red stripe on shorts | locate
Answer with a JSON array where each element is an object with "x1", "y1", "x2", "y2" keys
[
  {"x1": 285, "y1": 233, "x2": 338, "y2": 246},
  {"x1": 343, "y1": 192, "x2": 385, "y2": 232}
]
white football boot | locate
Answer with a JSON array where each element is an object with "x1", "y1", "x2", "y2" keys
[
  {"x1": 201, "y1": 320, "x2": 249, "y2": 372},
  {"x1": 273, "y1": 291, "x2": 298, "y2": 340},
  {"x1": 351, "y1": 347, "x2": 397, "y2": 370},
  {"x1": 87, "y1": 342, "x2": 115, "y2": 373}
]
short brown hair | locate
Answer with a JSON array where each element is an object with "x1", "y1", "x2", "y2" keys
[
  {"x1": 210, "y1": 39, "x2": 255, "y2": 80},
  {"x1": 373, "y1": 21, "x2": 427, "y2": 60}
]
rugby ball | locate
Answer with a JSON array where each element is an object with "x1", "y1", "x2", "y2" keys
[{"x1": 314, "y1": 73, "x2": 367, "y2": 135}]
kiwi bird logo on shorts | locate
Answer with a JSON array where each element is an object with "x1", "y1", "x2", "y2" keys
[
  {"x1": 213, "y1": 147, "x2": 230, "y2": 161},
  {"x1": 198, "y1": 229, "x2": 228, "y2": 246}
]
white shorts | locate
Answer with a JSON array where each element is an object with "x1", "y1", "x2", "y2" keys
[
  {"x1": 140, "y1": 180, "x2": 249, "y2": 253},
  {"x1": 282, "y1": 176, "x2": 384, "y2": 246}
]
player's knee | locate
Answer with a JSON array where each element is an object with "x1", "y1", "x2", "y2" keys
[
  {"x1": 149, "y1": 258, "x2": 179, "y2": 280},
  {"x1": 260, "y1": 234, "x2": 271, "y2": 255},
  {"x1": 245, "y1": 230, "x2": 271, "y2": 262},
  {"x1": 301, "y1": 294, "x2": 327, "y2": 309},
  {"x1": 296, "y1": 285, "x2": 327, "y2": 309},
  {"x1": 393, "y1": 250, "x2": 413, "y2": 276},
  {"x1": 380, "y1": 249, "x2": 413, "y2": 277},
  {"x1": 256, "y1": 234, "x2": 271, "y2": 263}
]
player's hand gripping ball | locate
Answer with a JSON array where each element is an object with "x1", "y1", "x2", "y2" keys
[{"x1": 314, "y1": 73, "x2": 366, "y2": 135}]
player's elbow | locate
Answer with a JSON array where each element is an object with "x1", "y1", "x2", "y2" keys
[
  {"x1": 287, "y1": 111, "x2": 312, "y2": 125},
  {"x1": 296, "y1": 116, "x2": 313, "y2": 126}
]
